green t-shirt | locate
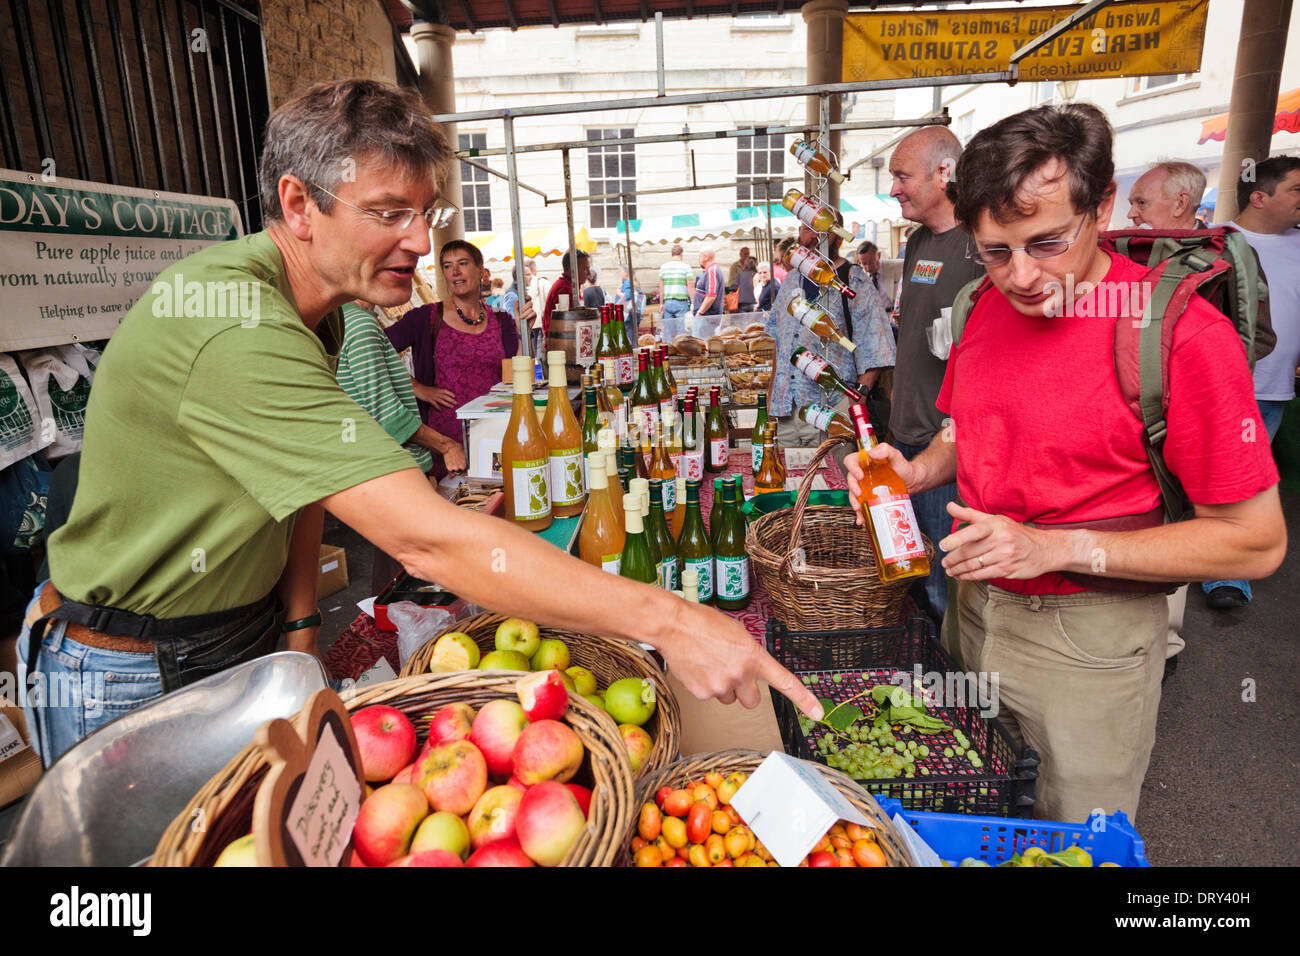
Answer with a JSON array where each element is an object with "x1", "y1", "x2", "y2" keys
[{"x1": 47, "y1": 231, "x2": 417, "y2": 618}]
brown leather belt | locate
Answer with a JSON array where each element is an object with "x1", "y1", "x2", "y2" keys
[{"x1": 36, "y1": 582, "x2": 155, "y2": 653}]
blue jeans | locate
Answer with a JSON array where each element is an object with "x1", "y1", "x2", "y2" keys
[
  {"x1": 660, "y1": 299, "x2": 690, "y2": 341},
  {"x1": 893, "y1": 440, "x2": 958, "y2": 621},
  {"x1": 1201, "y1": 399, "x2": 1288, "y2": 602}
]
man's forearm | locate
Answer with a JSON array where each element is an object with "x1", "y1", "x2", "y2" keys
[
  {"x1": 275, "y1": 503, "x2": 324, "y2": 655},
  {"x1": 908, "y1": 433, "x2": 958, "y2": 494},
  {"x1": 699, "y1": 296, "x2": 715, "y2": 313},
  {"x1": 857, "y1": 369, "x2": 883, "y2": 390},
  {"x1": 409, "y1": 425, "x2": 459, "y2": 454}
]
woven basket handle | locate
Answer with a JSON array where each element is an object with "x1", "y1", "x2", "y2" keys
[{"x1": 779, "y1": 435, "x2": 857, "y2": 579}]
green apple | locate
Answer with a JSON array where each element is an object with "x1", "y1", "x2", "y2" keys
[
  {"x1": 565, "y1": 665, "x2": 598, "y2": 696},
  {"x1": 494, "y1": 618, "x2": 541, "y2": 658},
  {"x1": 604, "y1": 677, "x2": 656, "y2": 726},
  {"x1": 529, "y1": 638, "x2": 571, "y2": 672},
  {"x1": 478, "y1": 649, "x2": 531, "y2": 671},
  {"x1": 429, "y1": 632, "x2": 480, "y2": 672},
  {"x1": 214, "y1": 833, "x2": 259, "y2": 867},
  {"x1": 583, "y1": 692, "x2": 605, "y2": 711},
  {"x1": 410, "y1": 810, "x2": 471, "y2": 860},
  {"x1": 558, "y1": 670, "x2": 576, "y2": 692}
]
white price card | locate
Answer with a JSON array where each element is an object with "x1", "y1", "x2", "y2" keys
[
  {"x1": 728, "y1": 751, "x2": 873, "y2": 869},
  {"x1": 284, "y1": 721, "x2": 363, "y2": 867}
]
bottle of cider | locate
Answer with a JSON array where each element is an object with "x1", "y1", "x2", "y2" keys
[
  {"x1": 619, "y1": 492, "x2": 658, "y2": 585},
  {"x1": 798, "y1": 402, "x2": 855, "y2": 439},
  {"x1": 681, "y1": 565, "x2": 700, "y2": 604},
  {"x1": 633, "y1": 349, "x2": 660, "y2": 450},
  {"x1": 651, "y1": 426, "x2": 677, "y2": 514},
  {"x1": 680, "y1": 393, "x2": 703, "y2": 481},
  {"x1": 502, "y1": 355, "x2": 552, "y2": 531},
  {"x1": 751, "y1": 393, "x2": 769, "y2": 476},
  {"x1": 791, "y1": 346, "x2": 864, "y2": 404},
  {"x1": 579, "y1": 457, "x2": 626, "y2": 575},
  {"x1": 602, "y1": 447, "x2": 626, "y2": 534},
  {"x1": 850, "y1": 403, "x2": 930, "y2": 583},
  {"x1": 709, "y1": 476, "x2": 725, "y2": 544},
  {"x1": 786, "y1": 245, "x2": 855, "y2": 299},
  {"x1": 648, "y1": 478, "x2": 678, "y2": 591},
  {"x1": 652, "y1": 347, "x2": 675, "y2": 428},
  {"x1": 705, "y1": 386, "x2": 728, "y2": 474},
  {"x1": 629, "y1": 477, "x2": 660, "y2": 582},
  {"x1": 754, "y1": 423, "x2": 786, "y2": 496},
  {"x1": 612, "y1": 305, "x2": 636, "y2": 391},
  {"x1": 600, "y1": 358, "x2": 627, "y2": 441},
  {"x1": 782, "y1": 188, "x2": 854, "y2": 241},
  {"x1": 658, "y1": 346, "x2": 678, "y2": 403},
  {"x1": 713, "y1": 478, "x2": 751, "y2": 610},
  {"x1": 595, "y1": 305, "x2": 613, "y2": 365},
  {"x1": 677, "y1": 479, "x2": 714, "y2": 604},
  {"x1": 787, "y1": 292, "x2": 856, "y2": 353},
  {"x1": 670, "y1": 474, "x2": 687, "y2": 540},
  {"x1": 581, "y1": 383, "x2": 602, "y2": 487},
  {"x1": 542, "y1": 351, "x2": 586, "y2": 517},
  {"x1": 790, "y1": 139, "x2": 846, "y2": 183}
]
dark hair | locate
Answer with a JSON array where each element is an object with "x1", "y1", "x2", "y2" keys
[
  {"x1": 259, "y1": 79, "x2": 452, "y2": 222},
  {"x1": 439, "y1": 239, "x2": 483, "y2": 271},
  {"x1": 1237, "y1": 155, "x2": 1300, "y2": 212},
  {"x1": 857, "y1": 241, "x2": 878, "y2": 256},
  {"x1": 951, "y1": 103, "x2": 1114, "y2": 227},
  {"x1": 560, "y1": 249, "x2": 590, "y2": 276}
]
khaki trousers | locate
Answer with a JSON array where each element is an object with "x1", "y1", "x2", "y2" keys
[{"x1": 949, "y1": 580, "x2": 1167, "y2": 825}]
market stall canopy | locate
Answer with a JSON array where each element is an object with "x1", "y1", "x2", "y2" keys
[
  {"x1": 468, "y1": 225, "x2": 597, "y2": 262},
  {"x1": 1198, "y1": 88, "x2": 1300, "y2": 144},
  {"x1": 614, "y1": 196, "x2": 904, "y2": 246},
  {"x1": 1200, "y1": 186, "x2": 1217, "y2": 210}
]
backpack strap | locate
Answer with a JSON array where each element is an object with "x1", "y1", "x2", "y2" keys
[{"x1": 949, "y1": 275, "x2": 993, "y2": 347}]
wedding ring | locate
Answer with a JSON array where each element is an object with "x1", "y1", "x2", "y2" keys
[{"x1": 977, "y1": 555, "x2": 986, "y2": 568}]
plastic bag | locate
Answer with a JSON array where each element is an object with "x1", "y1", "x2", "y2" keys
[{"x1": 386, "y1": 601, "x2": 456, "y2": 669}]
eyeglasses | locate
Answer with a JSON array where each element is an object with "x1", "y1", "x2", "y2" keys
[
  {"x1": 969, "y1": 215, "x2": 1087, "y2": 267},
  {"x1": 309, "y1": 183, "x2": 458, "y2": 231}
]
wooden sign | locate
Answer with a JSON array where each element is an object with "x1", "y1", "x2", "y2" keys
[{"x1": 252, "y1": 688, "x2": 364, "y2": 867}]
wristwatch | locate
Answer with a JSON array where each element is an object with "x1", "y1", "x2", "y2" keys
[{"x1": 282, "y1": 609, "x2": 323, "y2": 633}]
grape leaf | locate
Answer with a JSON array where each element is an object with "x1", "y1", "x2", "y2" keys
[{"x1": 823, "y1": 702, "x2": 864, "y2": 732}]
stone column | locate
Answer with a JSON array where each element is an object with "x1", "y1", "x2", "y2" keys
[
  {"x1": 411, "y1": 21, "x2": 463, "y2": 299},
  {"x1": 1213, "y1": 0, "x2": 1293, "y2": 223},
  {"x1": 802, "y1": 0, "x2": 850, "y2": 212}
]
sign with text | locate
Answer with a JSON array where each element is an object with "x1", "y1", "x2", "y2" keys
[
  {"x1": 0, "y1": 169, "x2": 242, "y2": 351},
  {"x1": 843, "y1": 0, "x2": 1208, "y2": 83}
]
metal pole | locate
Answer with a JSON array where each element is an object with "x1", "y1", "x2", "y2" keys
[
  {"x1": 621, "y1": 193, "x2": 637, "y2": 329},
  {"x1": 819, "y1": 91, "x2": 831, "y2": 261},
  {"x1": 655, "y1": 11, "x2": 665, "y2": 97},
  {"x1": 504, "y1": 113, "x2": 530, "y2": 357},
  {"x1": 563, "y1": 148, "x2": 578, "y2": 303},
  {"x1": 764, "y1": 179, "x2": 774, "y2": 277}
]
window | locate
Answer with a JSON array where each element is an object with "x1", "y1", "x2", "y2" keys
[
  {"x1": 736, "y1": 133, "x2": 785, "y2": 208},
  {"x1": 1030, "y1": 81, "x2": 1056, "y2": 106},
  {"x1": 956, "y1": 111, "x2": 975, "y2": 145},
  {"x1": 458, "y1": 132, "x2": 492, "y2": 232},
  {"x1": 586, "y1": 129, "x2": 636, "y2": 228},
  {"x1": 1129, "y1": 73, "x2": 1195, "y2": 94}
]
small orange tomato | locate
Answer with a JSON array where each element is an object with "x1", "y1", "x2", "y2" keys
[
  {"x1": 829, "y1": 833, "x2": 852, "y2": 851},
  {"x1": 705, "y1": 833, "x2": 727, "y2": 864},
  {"x1": 738, "y1": 853, "x2": 767, "y2": 867},
  {"x1": 845, "y1": 823, "x2": 874, "y2": 842},
  {"x1": 662, "y1": 816, "x2": 688, "y2": 848},
  {"x1": 692, "y1": 785, "x2": 719, "y2": 810},
  {"x1": 654, "y1": 835, "x2": 675, "y2": 862},
  {"x1": 663, "y1": 789, "x2": 693, "y2": 818},
  {"x1": 704, "y1": 771, "x2": 725, "y2": 789},
  {"x1": 812, "y1": 834, "x2": 833, "y2": 855},
  {"x1": 723, "y1": 804, "x2": 743, "y2": 826},
  {"x1": 754, "y1": 840, "x2": 773, "y2": 863},
  {"x1": 724, "y1": 827, "x2": 750, "y2": 859},
  {"x1": 713, "y1": 857, "x2": 734, "y2": 867},
  {"x1": 852, "y1": 839, "x2": 888, "y2": 867},
  {"x1": 686, "y1": 778, "x2": 707, "y2": 791},
  {"x1": 634, "y1": 845, "x2": 663, "y2": 867},
  {"x1": 676, "y1": 844, "x2": 691, "y2": 861},
  {"x1": 664, "y1": 856, "x2": 688, "y2": 867},
  {"x1": 725, "y1": 771, "x2": 747, "y2": 788},
  {"x1": 688, "y1": 843, "x2": 710, "y2": 868},
  {"x1": 638, "y1": 802, "x2": 662, "y2": 842},
  {"x1": 655, "y1": 786, "x2": 673, "y2": 808},
  {"x1": 631, "y1": 836, "x2": 648, "y2": 852},
  {"x1": 828, "y1": 823, "x2": 848, "y2": 840},
  {"x1": 711, "y1": 809, "x2": 733, "y2": 835},
  {"x1": 835, "y1": 848, "x2": 856, "y2": 867},
  {"x1": 716, "y1": 779, "x2": 739, "y2": 806},
  {"x1": 686, "y1": 801, "x2": 713, "y2": 844}
]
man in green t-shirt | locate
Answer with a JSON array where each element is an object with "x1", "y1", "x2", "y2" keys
[{"x1": 19, "y1": 79, "x2": 821, "y2": 765}]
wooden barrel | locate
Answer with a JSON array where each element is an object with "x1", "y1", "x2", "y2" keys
[{"x1": 547, "y1": 308, "x2": 599, "y2": 384}]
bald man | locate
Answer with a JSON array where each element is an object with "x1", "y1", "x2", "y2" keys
[
  {"x1": 1127, "y1": 161, "x2": 1206, "y2": 230},
  {"x1": 886, "y1": 125, "x2": 986, "y2": 624}
]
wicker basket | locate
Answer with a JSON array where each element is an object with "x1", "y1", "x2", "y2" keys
[
  {"x1": 151, "y1": 672, "x2": 635, "y2": 867},
  {"x1": 622, "y1": 749, "x2": 913, "y2": 866},
  {"x1": 399, "y1": 612, "x2": 680, "y2": 779},
  {"x1": 746, "y1": 437, "x2": 935, "y2": 631}
]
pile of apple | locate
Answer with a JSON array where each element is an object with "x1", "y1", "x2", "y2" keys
[
  {"x1": 429, "y1": 617, "x2": 659, "y2": 771},
  {"x1": 631, "y1": 772, "x2": 889, "y2": 867}
]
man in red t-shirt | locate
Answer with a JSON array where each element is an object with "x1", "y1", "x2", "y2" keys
[
  {"x1": 846, "y1": 104, "x2": 1286, "y2": 824},
  {"x1": 541, "y1": 248, "x2": 590, "y2": 338}
]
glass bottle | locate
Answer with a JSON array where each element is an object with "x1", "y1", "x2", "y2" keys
[
  {"x1": 677, "y1": 479, "x2": 715, "y2": 604},
  {"x1": 713, "y1": 478, "x2": 751, "y2": 610},
  {"x1": 704, "y1": 386, "x2": 728, "y2": 474},
  {"x1": 648, "y1": 478, "x2": 678, "y2": 592},
  {"x1": 850, "y1": 403, "x2": 930, "y2": 583},
  {"x1": 579, "y1": 456, "x2": 625, "y2": 575},
  {"x1": 754, "y1": 423, "x2": 786, "y2": 496},
  {"x1": 630, "y1": 477, "x2": 660, "y2": 582},
  {"x1": 751, "y1": 392, "x2": 769, "y2": 476},
  {"x1": 602, "y1": 447, "x2": 625, "y2": 534},
  {"x1": 652, "y1": 347, "x2": 675, "y2": 429},
  {"x1": 798, "y1": 402, "x2": 854, "y2": 439},
  {"x1": 581, "y1": 383, "x2": 602, "y2": 488},
  {"x1": 787, "y1": 245, "x2": 855, "y2": 298},
  {"x1": 670, "y1": 474, "x2": 687, "y2": 541},
  {"x1": 789, "y1": 139, "x2": 846, "y2": 183},
  {"x1": 681, "y1": 565, "x2": 700, "y2": 603},
  {"x1": 680, "y1": 393, "x2": 703, "y2": 482},
  {"x1": 709, "y1": 475, "x2": 725, "y2": 544},
  {"x1": 790, "y1": 346, "x2": 864, "y2": 404},
  {"x1": 781, "y1": 188, "x2": 855, "y2": 241},
  {"x1": 612, "y1": 304, "x2": 636, "y2": 392},
  {"x1": 600, "y1": 358, "x2": 627, "y2": 441},
  {"x1": 502, "y1": 354, "x2": 552, "y2": 531},
  {"x1": 633, "y1": 349, "x2": 660, "y2": 452},
  {"x1": 652, "y1": 427, "x2": 677, "y2": 515},
  {"x1": 786, "y1": 292, "x2": 857, "y2": 353},
  {"x1": 542, "y1": 351, "x2": 586, "y2": 517},
  {"x1": 619, "y1": 492, "x2": 658, "y2": 585}
]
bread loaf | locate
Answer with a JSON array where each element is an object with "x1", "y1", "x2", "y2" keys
[
  {"x1": 638, "y1": 333, "x2": 658, "y2": 348},
  {"x1": 673, "y1": 334, "x2": 705, "y2": 356}
]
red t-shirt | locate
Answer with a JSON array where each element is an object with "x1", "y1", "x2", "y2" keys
[
  {"x1": 936, "y1": 251, "x2": 1279, "y2": 595},
  {"x1": 542, "y1": 274, "x2": 574, "y2": 336}
]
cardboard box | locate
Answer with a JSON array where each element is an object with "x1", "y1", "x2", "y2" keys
[
  {"x1": 317, "y1": 545, "x2": 349, "y2": 599},
  {"x1": 0, "y1": 706, "x2": 42, "y2": 806}
]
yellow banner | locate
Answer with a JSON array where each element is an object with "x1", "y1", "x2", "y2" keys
[{"x1": 843, "y1": 0, "x2": 1208, "y2": 82}]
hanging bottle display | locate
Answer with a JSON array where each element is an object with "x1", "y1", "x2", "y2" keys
[
  {"x1": 791, "y1": 346, "x2": 864, "y2": 404},
  {"x1": 781, "y1": 188, "x2": 854, "y2": 240},
  {"x1": 786, "y1": 293, "x2": 857, "y2": 353},
  {"x1": 798, "y1": 402, "x2": 855, "y2": 439},
  {"x1": 789, "y1": 139, "x2": 846, "y2": 183},
  {"x1": 786, "y1": 246, "x2": 856, "y2": 299}
]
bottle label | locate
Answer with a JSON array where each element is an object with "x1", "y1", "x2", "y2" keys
[
  {"x1": 669, "y1": 452, "x2": 683, "y2": 475},
  {"x1": 791, "y1": 141, "x2": 815, "y2": 165},
  {"x1": 683, "y1": 450, "x2": 705, "y2": 481},
  {"x1": 867, "y1": 494, "x2": 927, "y2": 562},
  {"x1": 790, "y1": 192, "x2": 823, "y2": 229},
  {"x1": 804, "y1": 403, "x2": 835, "y2": 431},
  {"x1": 660, "y1": 556, "x2": 678, "y2": 592},
  {"x1": 659, "y1": 400, "x2": 675, "y2": 428},
  {"x1": 751, "y1": 441, "x2": 763, "y2": 474},
  {"x1": 511, "y1": 459, "x2": 551, "y2": 521},
  {"x1": 716, "y1": 555, "x2": 750, "y2": 600},
  {"x1": 549, "y1": 449, "x2": 585, "y2": 506},
  {"x1": 794, "y1": 350, "x2": 829, "y2": 380},
  {"x1": 616, "y1": 354, "x2": 635, "y2": 387},
  {"x1": 685, "y1": 557, "x2": 714, "y2": 602},
  {"x1": 601, "y1": 553, "x2": 623, "y2": 575},
  {"x1": 638, "y1": 404, "x2": 660, "y2": 443},
  {"x1": 615, "y1": 405, "x2": 627, "y2": 440},
  {"x1": 662, "y1": 477, "x2": 677, "y2": 513},
  {"x1": 709, "y1": 438, "x2": 728, "y2": 468}
]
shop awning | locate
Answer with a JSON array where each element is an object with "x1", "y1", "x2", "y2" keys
[
  {"x1": 467, "y1": 225, "x2": 597, "y2": 261},
  {"x1": 1198, "y1": 88, "x2": 1300, "y2": 145}
]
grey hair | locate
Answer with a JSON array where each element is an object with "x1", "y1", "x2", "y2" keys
[
  {"x1": 258, "y1": 79, "x2": 452, "y2": 222},
  {"x1": 699, "y1": 245, "x2": 716, "y2": 261},
  {"x1": 1151, "y1": 161, "x2": 1206, "y2": 203}
]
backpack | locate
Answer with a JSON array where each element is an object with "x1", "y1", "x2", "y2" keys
[{"x1": 949, "y1": 226, "x2": 1274, "y2": 526}]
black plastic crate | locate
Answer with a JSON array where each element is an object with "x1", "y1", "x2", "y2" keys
[{"x1": 768, "y1": 617, "x2": 1039, "y2": 817}]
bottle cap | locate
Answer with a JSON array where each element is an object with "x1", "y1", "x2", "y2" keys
[
  {"x1": 547, "y1": 350, "x2": 565, "y2": 365},
  {"x1": 512, "y1": 355, "x2": 532, "y2": 372}
]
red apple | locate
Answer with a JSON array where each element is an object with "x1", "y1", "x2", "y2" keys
[
  {"x1": 466, "y1": 838, "x2": 535, "y2": 867},
  {"x1": 467, "y1": 785, "x2": 524, "y2": 849},
  {"x1": 565, "y1": 783, "x2": 593, "y2": 818},
  {"x1": 425, "y1": 702, "x2": 476, "y2": 749},
  {"x1": 391, "y1": 763, "x2": 419, "y2": 786},
  {"x1": 350, "y1": 705, "x2": 417, "y2": 782},
  {"x1": 516, "y1": 670, "x2": 569, "y2": 723},
  {"x1": 410, "y1": 811, "x2": 471, "y2": 859},
  {"x1": 506, "y1": 775, "x2": 528, "y2": 792},
  {"x1": 348, "y1": 848, "x2": 367, "y2": 867},
  {"x1": 417, "y1": 740, "x2": 488, "y2": 816},
  {"x1": 515, "y1": 781, "x2": 586, "y2": 866},
  {"x1": 619, "y1": 723, "x2": 654, "y2": 772},
  {"x1": 512, "y1": 719, "x2": 585, "y2": 785},
  {"x1": 387, "y1": 849, "x2": 465, "y2": 866},
  {"x1": 352, "y1": 783, "x2": 428, "y2": 867},
  {"x1": 470, "y1": 699, "x2": 529, "y2": 778}
]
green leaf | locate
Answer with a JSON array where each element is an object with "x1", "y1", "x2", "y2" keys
[{"x1": 823, "y1": 702, "x2": 864, "y2": 732}]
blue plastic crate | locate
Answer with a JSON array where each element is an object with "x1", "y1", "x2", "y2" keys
[{"x1": 876, "y1": 797, "x2": 1150, "y2": 867}]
